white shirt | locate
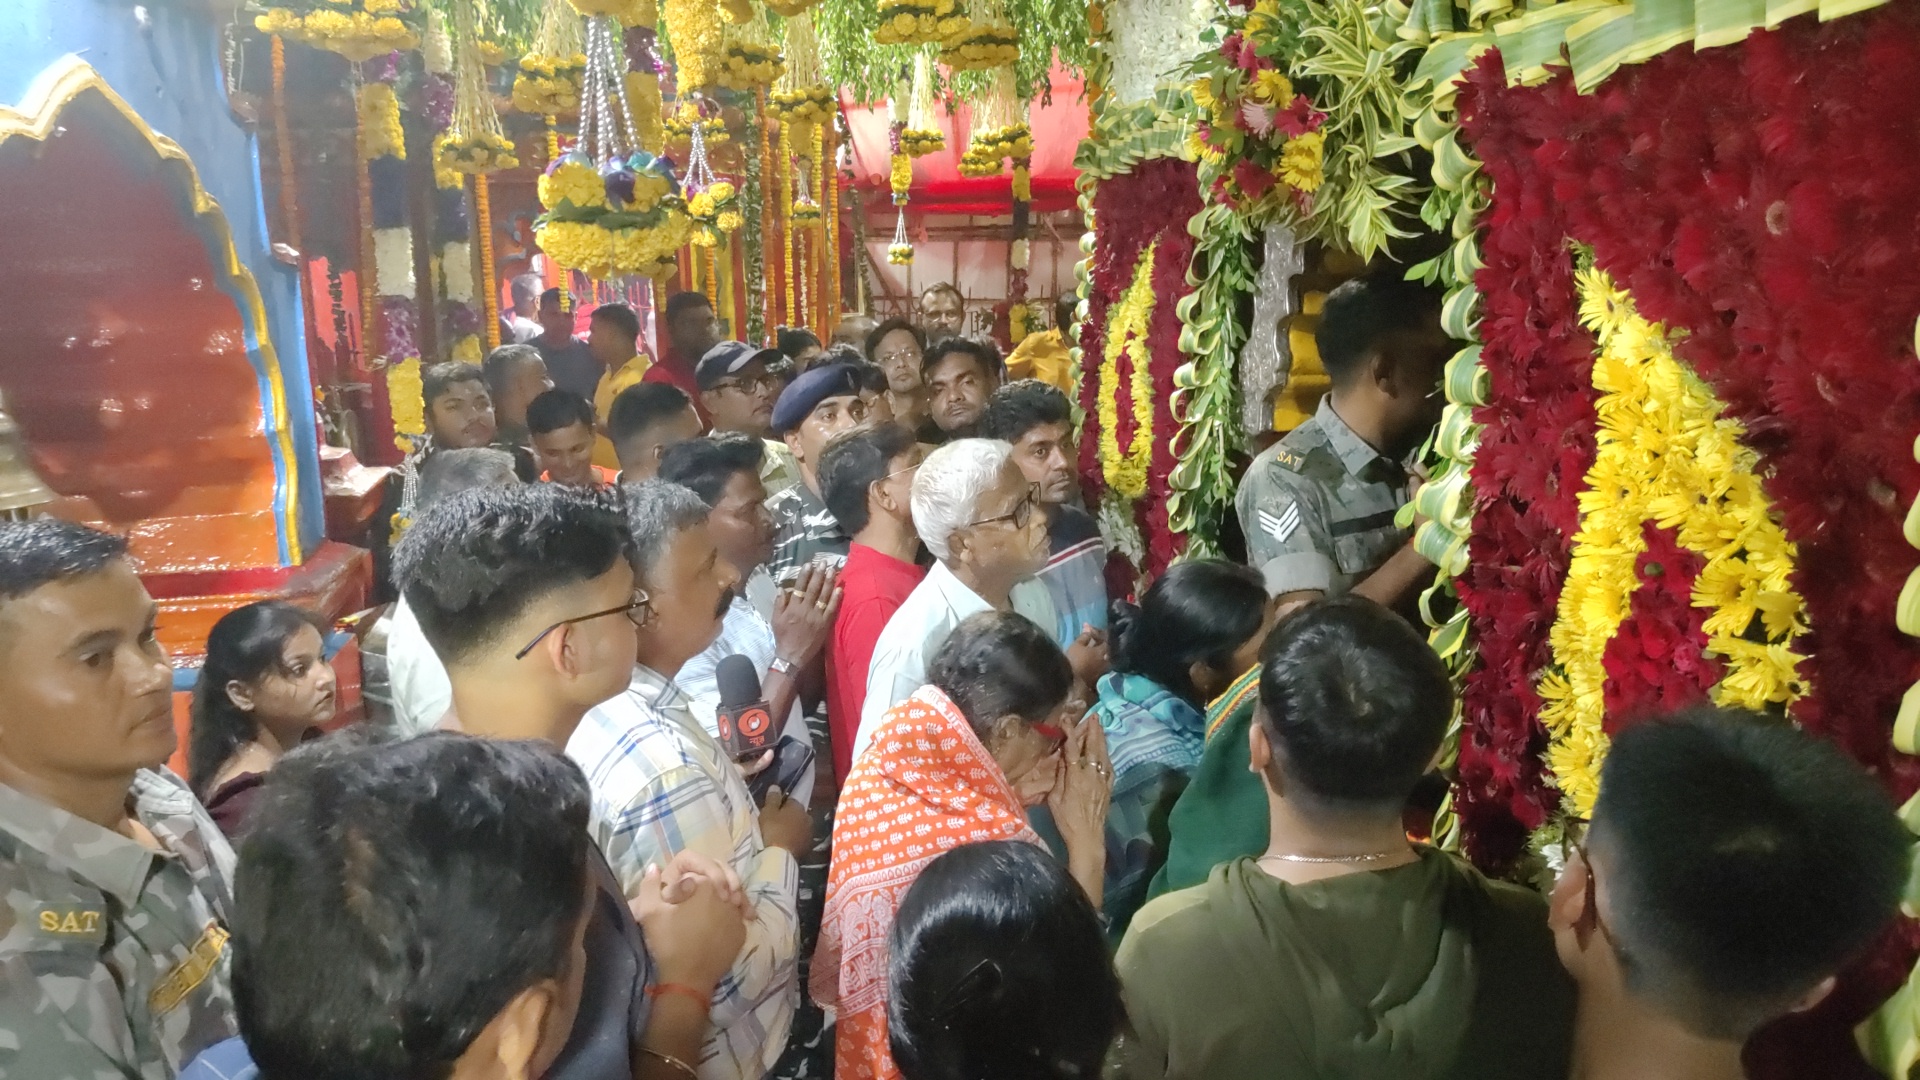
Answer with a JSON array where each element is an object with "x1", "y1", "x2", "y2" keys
[
  {"x1": 674, "y1": 591, "x2": 816, "y2": 808},
  {"x1": 386, "y1": 598, "x2": 452, "y2": 738},
  {"x1": 854, "y1": 561, "x2": 1055, "y2": 766},
  {"x1": 567, "y1": 665, "x2": 800, "y2": 1080}
]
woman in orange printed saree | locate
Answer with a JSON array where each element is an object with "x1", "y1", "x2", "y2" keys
[{"x1": 812, "y1": 612, "x2": 1114, "y2": 1080}]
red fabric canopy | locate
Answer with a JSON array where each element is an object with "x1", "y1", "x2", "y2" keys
[{"x1": 842, "y1": 67, "x2": 1088, "y2": 216}]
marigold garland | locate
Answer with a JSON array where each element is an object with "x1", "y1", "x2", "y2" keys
[
  {"x1": 1536, "y1": 264, "x2": 1809, "y2": 816},
  {"x1": 356, "y1": 82, "x2": 406, "y2": 161},
  {"x1": 873, "y1": 0, "x2": 968, "y2": 46},
  {"x1": 662, "y1": 0, "x2": 723, "y2": 91},
  {"x1": 1098, "y1": 241, "x2": 1157, "y2": 500},
  {"x1": 256, "y1": 2, "x2": 419, "y2": 62},
  {"x1": 386, "y1": 358, "x2": 427, "y2": 450}
]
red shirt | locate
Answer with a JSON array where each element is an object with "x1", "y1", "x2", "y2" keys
[
  {"x1": 826, "y1": 542, "x2": 927, "y2": 786},
  {"x1": 642, "y1": 347, "x2": 710, "y2": 425}
]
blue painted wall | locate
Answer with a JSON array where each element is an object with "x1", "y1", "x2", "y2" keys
[{"x1": 0, "y1": 0, "x2": 325, "y2": 562}]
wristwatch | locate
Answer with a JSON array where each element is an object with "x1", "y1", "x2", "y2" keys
[{"x1": 769, "y1": 655, "x2": 798, "y2": 677}]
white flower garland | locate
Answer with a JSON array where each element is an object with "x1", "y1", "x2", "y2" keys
[
  {"x1": 1103, "y1": 0, "x2": 1208, "y2": 105},
  {"x1": 374, "y1": 227, "x2": 416, "y2": 298}
]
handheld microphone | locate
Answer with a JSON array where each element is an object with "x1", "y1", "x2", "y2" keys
[{"x1": 715, "y1": 654, "x2": 777, "y2": 760}]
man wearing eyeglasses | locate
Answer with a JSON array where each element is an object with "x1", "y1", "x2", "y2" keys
[
  {"x1": 853, "y1": 438, "x2": 1058, "y2": 769},
  {"x1": 697, "y1": 341, "x2": 804, "y2": 497},
  {"x1": 568, "y1": 481, "x2": 807, "y2": 1080},
  {"x1": 1234, "y1": 274, "x2": 1452, "y2": 613},
  {"x1": 390, "y1": 482, "x2": 753, "y2": 1080}
]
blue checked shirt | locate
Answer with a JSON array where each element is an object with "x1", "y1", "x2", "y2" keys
[{"x1": 567, "y1": 665, "x2": 801, "y2": 1080}]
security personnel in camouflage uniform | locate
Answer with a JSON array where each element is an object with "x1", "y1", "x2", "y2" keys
[
  {"x1": 1237, "y1": 275, "x2": 1452, "y2": 608},
  {"x1": 0, "y1": 520, "x2": 238, "y2": 1079}
]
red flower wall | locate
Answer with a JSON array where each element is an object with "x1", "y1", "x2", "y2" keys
[
  {"x1": 1076, "y1": 157, "x2": 1203, "y2": 580},
  {"x1": 1456, "y1": 7, "x2": 1920, "y2": 1073}
]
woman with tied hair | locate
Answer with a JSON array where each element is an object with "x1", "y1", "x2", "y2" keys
[
  {"x1": 816, "y1": 611, "x2": 1113, "y2": 1080},
  {"x1": 1084, "y1": 559, "x2": 1279, "y2": 942},
  {"x1": 888, "y1": 841, "x2": 1123, "y2": 1080},
  {"x1": 188, "y1": 601, "x2": 337, "y2": 837}
]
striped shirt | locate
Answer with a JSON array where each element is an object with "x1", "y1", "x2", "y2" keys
[{"x1": 567, "y1": 665, "x2": 800, "y2": 1080}]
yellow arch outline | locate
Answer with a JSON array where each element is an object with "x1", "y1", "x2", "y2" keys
[{"x1": 0, "y1": 56, "x2": 305, "y2": 564}]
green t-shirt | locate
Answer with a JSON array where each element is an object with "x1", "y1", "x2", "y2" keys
[
  {"x1": 1147, "y1": 666, "x2": 1268, "y2": 902},
  {"x1": 1116, "y1": 849, "x2": 1575, "y2": 1080}
]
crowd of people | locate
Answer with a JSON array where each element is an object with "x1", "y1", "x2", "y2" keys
[{"x1": 0, "y1": 275, "x2": 1910, "y2": 1080}]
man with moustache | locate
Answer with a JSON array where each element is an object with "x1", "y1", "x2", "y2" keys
[{"x1": 568, "y1": 481, "x2": 812, "y2": 1080}]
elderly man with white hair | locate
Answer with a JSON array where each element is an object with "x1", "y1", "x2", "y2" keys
[{"x1": 852, "y1": 438, "x2": 1064, "y2": 767}]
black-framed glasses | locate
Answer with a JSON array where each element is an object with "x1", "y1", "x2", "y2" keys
[
  {"x1": 514, "y1": 589, "x2": 650, "y2": 660},
  {"x1": 966, "y1": 484, "x2": 1038, "y2": 530},
  {"x1": 712, "y1": 372, "x2": 781, "y2": 396}
]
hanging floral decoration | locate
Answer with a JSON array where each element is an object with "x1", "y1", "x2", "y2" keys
[
  {"x1": 873, "y1": 0, "x2": 969, "y2": 46},
  {"x1": 719, "y1": 9, "x2": 786, "y2": 91},
  {"x1": 422, "y1": 9, "x2": 483, "y2": 365},
  {"x1": 536, "y1": 9, "x2": 691, "y2": 281},
  {"x1": 665, "y1": 100, "x2": 731, "y2": 150},
  {"x1": 884, "y1": 67, "x2": 915, "y2": 266},
  {"x1": 255, "y1": 0, "x2": 420, "y2": 62},
  {"x1": 569, "y1": 0, "x2": 656, "y2": 19},
  {"x1": 662, "y1": 0, "x2": 725, "y2": 90},
  {"x1": 767, "y1": 0, "x2": 820, "y2": 18},
  {"x1": 627, "y1": 69, "x2": 666, "y2": 152},
  {"x1": 958, "y1": 69, "x2": 1027, "y2": 178},
  {"x1": 941, "y1": 0, "x2": 1018, "y2": 71},
  {"x1": 514, "y1": 0, "x2": 588, "y2": 117},
  {"x1": 435, "y1": 0, "x2": 520, "y2": 175},
  {"x1": 901, "y1": 53, "x2": 946, "y2": 156},
  {"x1": 351, "y1": 51, "x2": 423, "y2": 455},
  {"x1": 1098, "y1": 241, "x2": 1157, "y2": 499},
  {"x1": 356, "y1": 81, "x2": 406, "y2": 161},
  {"x1": 1076, "y1": 158, "x2": 1202, "y2": 579}
]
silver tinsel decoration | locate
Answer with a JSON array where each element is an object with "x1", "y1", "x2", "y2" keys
[{"x1": 1238, "y1": 225, "x2": 1304, "y2": 433}]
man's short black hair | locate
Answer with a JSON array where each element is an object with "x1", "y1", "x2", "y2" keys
[
  {"x1": 664, "y1": 291, "x2": 712, "y2": 324},
  {"x1": 923, "y1": 337, "x2": 1003, "y2": 381},
  {"x1": 232, "y1": 733, "x2": 591, "y2": 1080},
  {"x1": 1594, "y1": 708, "x2": 1909, "y2": 1041},
  {"x1": 1316, "y1": 274, "x2": 1443, "y2": 385},
  {"x1": 607, "y1": 382, "x2": 696, "y2": 446},
  {"x1": 526, "y1": 389, "x2": 596, "y2": 438},
  {"x1": 482, "y1": 344, "x2": 542, "y2": 401},
  {"x1": 1053, "y1": 294, "x2": 1077, "y2": 334},
  {"x1": 540, "y1": 286, "x2": 566, "y2": 308},
  {"x1": 591, "y1": 303, "x2": 641, "y2": 341},
  {"x1": 819, "y1": 422, "x2": 917, "y2": 537},
  {"x1": 422, "y1": 361, "x2": 487, "y2": 408},
  {"x1": 1256, "y1": 595, "x2": 1450, "y2": 810},
  {"x1": 393, "y1": 484, "x2": 633, "y2": 666},
  {"x1": 979, "y1": 380, "x2": 1071, "y2": 443},
  {"x1": 777, "y1": 326, "x2": 821, "y2": 360},
  {"x1": 843, "y1": 359, "x2": 890, "y2": 396},
  {"x1": 657, "y1": 433, "x2": 765, "y2": 508},
  {"x1": 0, "y1": 519, "x2": 128, "y2": 602},
  {"x1": 864, "y1": 318, "x2": 925, "y2": 363}
]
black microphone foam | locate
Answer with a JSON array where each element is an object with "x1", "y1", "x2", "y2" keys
[{"x1": 716, "y1": 653, "x2": 764, "y2": 709}]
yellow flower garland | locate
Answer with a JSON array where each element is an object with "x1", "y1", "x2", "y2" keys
[
  {"x1": 1537, "y1": 264, "x2": 1809, "y2": 815},
  {"x1": 356, "y1": 82, "x2": 405, "y2": 161},
  {"x1": 386, "y1": 357, "x2": 427, "y2": 453},
  {"x1": 1098, "y1": 241, "x2": 1158, "y2": 501}
]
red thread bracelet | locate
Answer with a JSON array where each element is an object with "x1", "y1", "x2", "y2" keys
[{"x1": 646, "y1": 983, "x2": 712, "y2": 1012}]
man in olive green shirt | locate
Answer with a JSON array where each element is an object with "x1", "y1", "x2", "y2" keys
[
  {"x1": 1115, "y1": 598, "x2": 1572, "y2": 1080},
  {"x1": 1235, "y1": 275, "x2": 1451, "y2": 609},
  {"x1": 0, "y1": 519, "x2": 238, "y2": 1080}
]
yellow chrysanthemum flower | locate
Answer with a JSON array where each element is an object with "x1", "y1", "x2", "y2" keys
[
  {"x1": 1278, "y1": 131, "x2": 1324, "y2": 192},
  {"x1": 1251, "y1": 69, "x2": 1293, "y2": 104}
]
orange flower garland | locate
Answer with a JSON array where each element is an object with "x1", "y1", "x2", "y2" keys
[{"x1": 476, "y1": 175, "x2": 500, "y2": 349}]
